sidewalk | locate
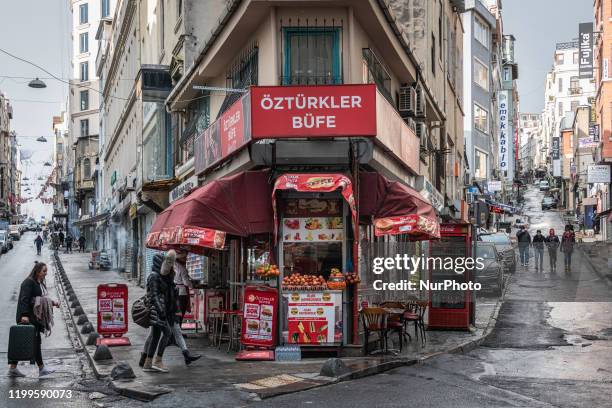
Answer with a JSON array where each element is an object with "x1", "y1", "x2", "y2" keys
[{"x1": 53, "y1": 251, "x2": 503, "y2": 402}]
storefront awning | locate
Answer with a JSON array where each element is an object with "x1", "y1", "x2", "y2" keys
[
  {"x1": 146, "y1": 170, "x2": 273, "y2": 251},
  {"x1": 358, "y1": 172, "x2": 440, "y2": 240}
]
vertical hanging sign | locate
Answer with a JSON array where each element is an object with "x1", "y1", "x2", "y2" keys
[
  {"x1": 579, "y1": 22, "x2": 594, "y2": 79},
  {"x1": 497, "y1": 91, "x2": 509, "y2": 174}
]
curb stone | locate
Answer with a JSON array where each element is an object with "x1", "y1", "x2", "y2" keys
[{"x1": 577, "y1": 246, "x2": 612, "y2": 289}]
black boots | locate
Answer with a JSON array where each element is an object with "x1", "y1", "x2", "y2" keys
[
  {"x1": 182, "y1": 350, "x2": 202, "y2": 365},
  {"x1": 139, "y1": 352, "x2": 147, "y2": 367}
]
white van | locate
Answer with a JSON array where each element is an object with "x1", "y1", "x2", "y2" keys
[{"x1": 539, "y1": 180, "x2": 550, "y2": 191}]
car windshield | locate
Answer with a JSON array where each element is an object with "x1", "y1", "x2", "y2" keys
[
  {"x1": 480, "y1": 234, "x2": 511, "y2": 244},
  {"x1": 476, "y1": 245, "x2": 496, "y2": 259}
]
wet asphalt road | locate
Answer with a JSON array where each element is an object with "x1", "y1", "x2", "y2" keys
[
  {"x1": 0, "y1": 233, "x2": 118, "y2": 407},
  {"x1": 253, "y1": 185, "x2": 612, "y2": 408}
]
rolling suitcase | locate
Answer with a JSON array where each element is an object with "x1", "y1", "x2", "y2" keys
[{"x1": 8, "y1": 324, "x2": 36, "y2": 362}]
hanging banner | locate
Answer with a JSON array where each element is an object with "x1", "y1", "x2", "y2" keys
[
  {"x1": 241, "y1": 286, "x2": 278, "y2": 348},
  {"x1": 497, "y1": 91, "x2": 509, "y2": 173},
  {"x1": 579, "y1": 22, "x2": 594, "y2": 79},
  {"x1": 251, "y1": 84, "x2": 377, "y2": 139},
  {"x1": 271, "y1": 173, "x2": 356, "y2": 243},
  {"x1": 589, "y1": 124, "x2": 600, "y2": 142}
]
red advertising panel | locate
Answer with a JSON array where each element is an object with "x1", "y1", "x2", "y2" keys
[
  {"x1": 145, "y1": 226, "x2": 226, "y2": 250},
  {"x1": 241, "y1": 286, "x2": 278, "y2": 348},
  {"x1": 251, "y1": 84, "x2": 377, "y2": 139},
  {"x1": 97, "y1": 284, "x2": 128, "y2": 336},
  {"x1": 194, "y1": 94, "x2": 252, "y2": 175}
]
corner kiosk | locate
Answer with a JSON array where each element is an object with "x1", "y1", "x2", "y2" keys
[{"x1": 427, "y1": 223, "x2": 473, "y2": 330}]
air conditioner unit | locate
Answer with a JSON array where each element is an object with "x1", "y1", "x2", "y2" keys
[
  {"x1": 398, "y1": 86, "x2": 416, "y2": 116},
  {"x1": 414, "y1": 83, "x2": 427, "y2": 118},
  {"x1": 403, "y1": 117, "x2": 416, "y2": 132}
]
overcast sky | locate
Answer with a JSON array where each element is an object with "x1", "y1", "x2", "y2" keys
[
  {"x1": 502, "y1": 0, "x2": 593, "y2": 113},
  {"x1": 0, "y1": 0, "x2": 71, "y2": 220}
]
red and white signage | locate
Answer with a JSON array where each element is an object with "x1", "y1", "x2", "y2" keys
[
  {"x1": 146, "y1": 225, "x2": 226, "y2": 250},
  {"x1": 374, "y1": 214, "x2": 440, "y2": 240},
  {"x1": 284, "y1": 291, "x2": 342, "y2": 345},
  {"x1": 251, "y1": 84, "x2": 376, "y2": 139},
  {"x1": 241, "y1": 286, "x2": 278, "y2": 348},
  {"x1": 97, "y1": 284, "x2": 128, "y2": 336}
]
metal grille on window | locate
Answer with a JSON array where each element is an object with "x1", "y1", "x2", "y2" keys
[
  {"x1": 217, "y1": 44, "x2": 258, "y2": 118},
  {"x1": 362, "y1": 48, "x2": 392, "y2": 105}
]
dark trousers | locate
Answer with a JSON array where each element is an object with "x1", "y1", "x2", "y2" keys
[
  {"x1": 518, "y1": 244, "x2": 529, "y2": 264},
  {"x1": 564, "y1": 250, "x2": 573, "y2": 268},
  {"x1": 178, "y1": 294, "x2": 190, "y2": 326},
  {"x1": 9, "y1": 330, "x2": 43, "y2": 366},
  {"x1": 146, "y1": 323, "x2": 172, "y2": 358},
  {"x1": 548, "y1": 249, "x2": 557, "y2": 269},
  {"x1": 36, "y1": 245, "x2": 42, "y2": 255}
]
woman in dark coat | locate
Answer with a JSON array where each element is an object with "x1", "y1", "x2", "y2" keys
[
  {"x1": 142, "y1": 251, "x2": 177, "y2": 373},
  {"x1": 8, "y1": 262, "x2": 59, "y2": 377}
]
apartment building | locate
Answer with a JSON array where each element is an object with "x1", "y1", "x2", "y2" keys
[
  {"x1": 594, "y1": 0, "x2": 612, "y2": 239},
  {"x1": 52, "y1": 112, "x2": 70, "y2": 227},
  {"x1": 0, "y1": 93, "x2": 20, "y2": 222},
  {"x1": 518, "y1": 113, "x2": 543, "y2": 174}
]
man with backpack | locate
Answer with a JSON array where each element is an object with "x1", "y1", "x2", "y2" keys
[{"x1": 516, "y1": 225, "x2": 531, "y2": 266}]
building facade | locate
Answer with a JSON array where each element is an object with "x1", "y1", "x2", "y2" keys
[{"x1": 0, "y1": 92, "x2": 19, "y2": 222}]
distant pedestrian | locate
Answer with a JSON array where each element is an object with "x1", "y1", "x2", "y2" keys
[
  {"x1": 561, "y1": 225, "x2": 576, "y2": 272},
  {"x1": 7, "y1": 262, "x2": 59, "y2": 377},
  {"x1": 58, "y1": 231, "x2": 64, "y2": 248},
  {"x1": 65, "y1": 235, "x2": 73, "y2": 253},
  {"x1": 78, "y1": 236, "x2": 86, "y2": 252},
  {"x1": 532, "y1": 230, "x2": 545, "y2": 272},
  {"x1": 516, "y1": 226, "x2": 531, "y2": 266},
  {"x1": 34, "y1": 234, "x2": 43, "y2": 256},
  {"x1": 545, "y1": 229, "x2": 560, "y2": 271}
]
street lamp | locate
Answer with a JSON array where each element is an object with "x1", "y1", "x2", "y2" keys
[
  {"x1": 28, "y1": 78, "x2": 47, "y2": 89},
  {"x1": 36, "y1": 136, "x2": 47, "y2": 142}
]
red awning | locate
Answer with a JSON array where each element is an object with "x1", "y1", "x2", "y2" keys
[
  {"x1": 146, "y1": 170, "x2": 273, "y2": 251},
  {"x1": 358, "y1": 172, "x2": 440, "y2": 240}
]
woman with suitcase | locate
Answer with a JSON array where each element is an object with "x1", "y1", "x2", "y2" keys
[{"x1": 8, "y1": 262, "x2": 59, "y2": 377}]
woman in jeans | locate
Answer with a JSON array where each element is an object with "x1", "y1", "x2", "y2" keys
[
  {"x1": 143, "y1": 251, "x2": 177, "y2": 373},
  {"x1": 561, "y1": 225, "x2": 576, "y2": 272},
  {"x1": 8, "y1": 262, "x2": 59, "y2": 377}
]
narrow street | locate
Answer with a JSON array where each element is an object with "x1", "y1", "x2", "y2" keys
[
  {"x1": 0, "y1": 233, "x2": 117, "y2": 407},
  {"x1": 251, "y1": 186, "x2": 612, "y2": 408}
]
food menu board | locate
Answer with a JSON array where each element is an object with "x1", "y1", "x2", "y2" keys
[
  {"x1": 97, "y1": 284, "x2": 128, "y2": 336},
  {"x1": 282, "y1": 217, "x2": 344, "y2": 242},
  {"x1": 241, "y1": 286, "x2": 278, "y2": 348},
  {"x1": 283, "y1": 290, "x2": 342, "y2": 345}
]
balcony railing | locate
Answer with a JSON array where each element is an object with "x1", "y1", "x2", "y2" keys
[{"x1": 280, "y1": 75, "x2": 342, "y2": 86}]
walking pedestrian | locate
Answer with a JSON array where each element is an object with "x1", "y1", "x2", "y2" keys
[
  {"x1": 516, "y1": 225, "x2": 531, "y2": 266},
  {"x1": 545, "y1": 229, "x2": 560, "y2": 271},
  {"x1": 65, "y1": 235, "x2": 73, "y2": 253},
  {"x1": 58, "y1": 231, "x2": 64, "y2": 248},
  {"x1": 142, "y1": 251, "x2": 177, "y2": 373},
  {"x1": 7, "y1": 262, "x2": 60, "y2": 377},
  {"x1": 532, "y1": 230, "x2": 545, "y2": 272},
  {"x1": 561, "y1": 225, "x2": 576, "y2": 272},
  {"x1": 139, "y1": 251, "x2": 201, "y2": 368},
  {"x1": 34, "y1": 234, "x2": 43, "y2": 256},
  {"x1": 78, "y1": 235, "x2": 86, "y2": 252}
]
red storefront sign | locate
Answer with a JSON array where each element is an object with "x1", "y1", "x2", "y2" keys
[
  {"x1": 250, "y1": 84, "x2": 377, "y2": 139},
  {"x1": 241, "y1": 286, "x2": 278, "y2": 348},
  {"x1": 145, "y1": 225, "x2": 226, "y2": 250},
  {"x1": 194, "y1": 93, "x2": 252, "y2": 175},
  {"x1": 373, "y1": 214, "x2": 440, "y2": 239},
  {"x1": 97, "y1": 284, "x2": 128, "y2": 336}
]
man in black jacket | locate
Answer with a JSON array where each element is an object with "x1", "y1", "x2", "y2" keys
[
  {"x1": 532, "y1": 230, "x2": 546, "y2": 271},
  {"x1": 517, "y1": 226, "x2": 531, "y2": 266}
]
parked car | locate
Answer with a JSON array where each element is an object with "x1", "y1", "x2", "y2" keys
[
  {"x1": 8, "y1": 225, "x2": 20, "y2": 240},
  {"x1": 541, "y1": 196, "x2": 557, "y2": 210},
  {"x1": 513, "y1": 219, "x2": 528, "y2": 229},
  {"x1": 6, "y1": 235, "x2": 13, "y2": 250},
  {"x1": 478, "y1": 232, "x2": 517, "y2": 274},
  {"x1": 474, "y1": 242, "x2": 504, "y2": 295},
  {"x1": 0, "y1": 230, "x2": 8, "y2": 253},
  {"x1": 539, "y1": 180, "x2": 550, "y2": 191}
]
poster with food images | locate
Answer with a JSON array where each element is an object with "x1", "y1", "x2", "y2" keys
[
  {"x1": 97, "y1": 283, "x2": 128, "y2": 335},
  {"x1": 241, "y1": 286, "x2": 278, "y2": 348},
  {"x1": 282, "y1": 217, "x2": 344, "y2": 242},
  {"x1": 283, "y1": 291, "x2": 342, "y2": 345}
]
